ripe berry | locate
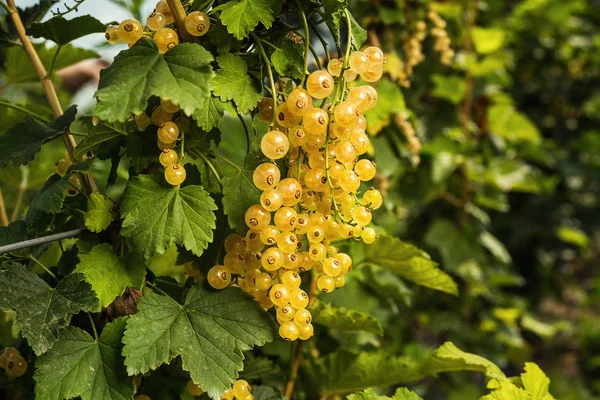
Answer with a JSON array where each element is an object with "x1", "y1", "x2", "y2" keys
[
  {"x1": 257, "y1": 97, "x2": 274, "y2": 122},
  {"x1": 105, "y1": 26, "x2": 121, "y2": 44},
  {"x1": 155, "y1": 0, "x2": 170, "y2": 13},
  {"x1": 260, "y1": 189, "x2": 284, "y2": 212},
  {"x1": 327, "y1": 58, "x2": 343, "y2": 77},
  {"x1": 277, "y1": 178, "x2": 303, "y2": 206},
  {"x1": 277, "y1": 304, "x2": 296, "y2": 322},
  {"x1": 159, "y1": 149, "x2": 179, "y2": 166},
  {"x1": 185, "y1": 11, "x2": 210, "y2": 36},
  {"x1": 306, "y1": 70, "x2": 335, "y2": 99},
  {"x1": 0, "y1": 347, "x2": 20, "y2": 369},
  {"x1": 303, "y1": 108, "x2": 329, "y2": 135},
  {"x1": 245, "y1": 204, "x2": 270, "y2": 230},
  {"x1": 5, "y1": 354, "x2": 27, "y2": 377},
  {"x1": 260, "y1": 225, "x2": 279, "y2": 245},
  {"x1": 254, "y1": 272, "x2": 273, "y2": 291},
  {"x1": 134, "y1": 113, "x2": 151, "y2": 131},
  {"x1": 262, "y1": 247, "x2": 284, "y2": 271},
  {"x1": 294, "y1": 308, "x2": 312, "y2": 325},
  {"x1": 160, "y1": 99, "x2": 180, "y2": 113},
  {"x1": 164, "y1": 164, "x2": 186, "y2": 185},
  {"x1": 253, "y1": 163, "x2": 281, "y2": 191},
  {"x1": 364, "y1": 46, "x2": 385, "y2": 65},
  {"x1": 147, "y1": 12, "x2": 167, "y2": 31},
  {"x1": 233, "y1": 380, "x2": 251, "y2": 399},
  {"x1": 157, "y1": 121, "x2": 179, "y2": 143},
  {"x1": 274, "y1": 207, "x2": 298, "y2": 231},
  {"x1": 298, "y1": 323, "x2": 314, "y2": 340},
  {"x1": 151, "y1": 106, "x2": 172, "y2": 125},
  {"x1": 323, "y1": 257, "x2": 341, "y2": 277},
  {"x1": 154, "y1": 28, "x2": 179, "y2": 53},
  {"x1": 309, "y1": 242, "x2": 327, "y2": 261},
  {"x1": 355, "y1": 159, "x2": 376, "y2": 181},
  {"x1": 289, "y1": 125, "x2": 308, "y2": 146},
  {"x1": 317, "y1": 275, "x2": 335, "y2": 292},
  {"x1": 289, "y1": 288, "x2": 309, "y2": 309},
  {"x1": 261, "y1": 130, "x2": 290, "y2": 159},
  {"x1": 118, "y1": 19, "x2": 143, "y2": 44},
  {"x1": 287, "y1": 88, "x2": 313, "y2": 116},
  {"x1": 275, "y1": 102, "x2": 302, "y2": 128},
  {"x1": 186, "y1": 380, "x2": 204, "y2": 396},
  {"x1": 279, "y1": 321, "x2": 299, "y2": 341},
  {"x1": 334, "y1": 101, "x2": 359, "y2": 128},
  {"x1": 349, "y1": 51, "x2": 370, "y2": 74},
  {"x1": 269, "y1": 284, "x2": 290, "y2": 306},
  {"x1": 276, "y1": 232, "x2": 298, "y2": 253},
  {"x1": 362, "y1": 227, "x2": 378, "y2": 244}
]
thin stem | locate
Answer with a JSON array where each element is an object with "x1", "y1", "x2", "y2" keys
[
  {"x1": 51, "y1": 0, "x2": 87, "y2": 17},
  {"x1": 0, "y1": 1, "x2": 8, "y2": 13},
  {"x1": 146, "y1": 281, "x2": 170, "y2": 297},
  {"x1": 47, "y1": 45, "x2": 62, "y2": 78},
  {"x1": 166, "y1": 0, "x2": 192, "y2": 42},
  {"x1": 29, "y1": 255, "x2": 58, "y2": 281},
  {"x1": 195, "y1": 151, "x2": 223, "y2": 186},
  {"x1": 251, "y1": 32, "x2": 277, "y2": 126},
  {"x1": 0, "y1": 186, "x2": 8, "y2": 226},
  {"x1": 0, "y1": 227, "x2": 88, "y2": 254},
  {"x1": 87, "y1": 313, "x2": 99, "y2": 341},
  {"x1": 213, "y1": 152, "x2": 242, "y2": 171},
  {"x1": 284, "y1": 341, "x2": 304, "y2": 398},
  {"x1": 311, "y1": 25, "x2": 331, "y2": 64},
  {"x1": 0, "y1": 99, "x2": 50, "y2": 123},
  {"x1": 237, "y1": 114, "x2": 251, "y2": 154},
  {"x1": 6, "y1": 0, "x2": 97, "y2": 194},
  {"x1": 297, "y1": 0, "x2": 310, "y2": 87},
  {"x1": 11, "y1": 182, "x2": 26, "y2": 222}
]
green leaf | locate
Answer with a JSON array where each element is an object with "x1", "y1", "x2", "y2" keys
[
  {"x1": 84, "y1": 192, "x2": 115, "y2": 233},
  {"x1": 359, "y1": 264, "x2": 413, "y2": 306},
  {"x1": 121, "y1": 175, "x2": 218, "y2": 259},
  {"x1": 122, "y1": 286, "x2": 275, "y2": 398},
  {"x1": 310, "y1": 300, "x2": 383, "y2": 336},
  {"x1": 5, "y1": 44, "x2": 99, "y2": 84},
  {"x1": 488, "y1": 104, "x2": 541, "y2": 144},
  {"x1": 217, "y1": 0, "x2": 276, "y2": 40},
  {"x1": 239, "y1": 357, "x2": 283, "y2": 381},
  {"x1": 0, "y1": 105, "x2": 77, "y2": 168},
  {"x1": 521, "y1": 362, "x2": 554, "y2": 400},
  {"x1": 95, "y1": 38, "x2": 214, "y2": 123},
  {"x1": 0, "y1": 263, "x2": 99, "y2": 355},
  {"x1": 323, "y1": 0, "x2": 348, "y2": 38},
  {"x1": 252, "y1": 386, "x2": 286, "y2": 400},
  {"x1": 362, "y1": 236, "x2": 458, "y2": 295},
  {"x1": 271, "y1": 41, "x2": 304, "y2": 80},
  {"x1": 27, "y1": 160, "x2": 92, "y2": 224},
  {"x1": 364, "y1": 79, "x2": 405, "y2": 135},
  {"x1": 481, "y1": 380, "x2": 529, "y2": 400},
  {"x1": 34, "y1": 318, "x2": 135, "y2": 400},
  {"x1": 27, "y1": 15, "x2": 106, "y2": 45},
  {"x1": 73, "y1": 121, "x2": 127, "y2": 160},
  {"x1": 422, "y1": 342, "x2": 506, "y2": 380},
  {"x1": 194, "y1": 95, "x2": 227, "y2": 131},
  {"x1": 347, "y1": 388, "x2": 423, "y2": 400},
  {"x1": 471, "y1": 27, "x2": 505, "y2": 54},
  {"x1": 212, "y1": 54, "x2": 263, "y2": 114},
  {"x1": 348, "y1": 11, "x2": 367, "y2": 49},
  {"x1": 478, "y1": 231, "x2": 512, "y2": 264},
  {"x1": 75, "y1": 243, "x2": 145, "y2": 307},
  {"x1": 222, "y1": 166, "x2": 260, "y2": 233},
  {"x1": 431, "y1": 74, "x2": 466, "y2": 104},
  {"x1": 316, "y1": 350, "x2": 423, "y2": 395},
  {"x1": 556, "y1": 226, "x2": 589, "y2": 248}
]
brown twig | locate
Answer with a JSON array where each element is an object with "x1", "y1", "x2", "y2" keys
[
  {"x1": 7, "y1": 0, "x2": 97, "y2": 193},
  {"x1": 166, "y1": 0, "x2": 192, "y2": 42},
  {"x1": 284, "y1": 341, "x2": 303, "y2": 399},
  {"x1": 0, "y1": 186, "x2": 8, "y2": 226}
]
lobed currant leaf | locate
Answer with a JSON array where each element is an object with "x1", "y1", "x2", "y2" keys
[
  {"x1": 222, "y1": 166, "x2": 261, "y2": 234},
  {"x1": 27, "y1": 15, "x2": 106, "y2": 45},
  {"x1": 310, "y1": 300, "x2": 383, "y2": 336},
  {"x1": 122, "y1": 286, "x2": 276, "y2": 399},
  {"x1": 216, "y1": 0, "x2": 276, "y2": 40},
  {"x1": 0, "y1": 105, "x2": 77, "y2": 168},
  {"x1": 0, "y1": 263, "x2": 99, "y2": 355},
  {"x1": 211, "y1": 54, "x2": 263, "y2": 114},
  {"x1": 361, "y1": 235, "x2": 458, "y2": 295},
  {"x1": 316, "y1": 349, "x2": 423, "y2": 396},
  {"x1": 75, "y1": 243, "x2": 145, "y2": 307},
  {"x1": 347, "y1": 388, "x2": 424, "y2": 400},
  {"x1": 84, "y1": 192, "x2": 115, "y2": 233},
  {"x1": 120, "y1": 174, "x2": 217, "y2": 259},
  {"x1": 73, "y1": 121, "x2": 128, "y2": 160},
  {"x1": 26, "y1": 159, "x2": 92, "y2": 225},
  {"x1": 94, "y1": 38, "x2": 214, "y2": 123},
  {"x1": 193, "y1": 95, "x2": 227, "y2": 131},
  {"x1": 421, "y1": 341, "x2": 506, "y2": 380},
  {"x1": 271, "y1": 41, "x2": 304, "y2": 80},
  {"x1": 34, "y1": 318, "x2": 135, "y2": 400}
]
